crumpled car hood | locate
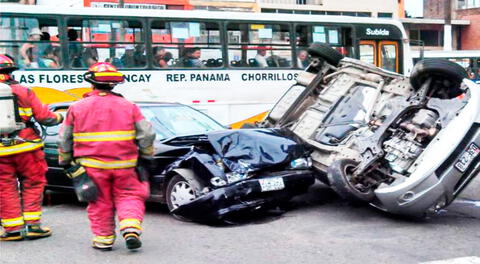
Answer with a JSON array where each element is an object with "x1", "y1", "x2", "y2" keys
[
  {"x1": 207, "y1": 128, "x2": 310, "y2": 174},
  {"x1": 163, "y1": 128, "x2": 314, "y2": 223},
  {"x1": 163, "y1": 128, "x2": 311, "y2": 176}
]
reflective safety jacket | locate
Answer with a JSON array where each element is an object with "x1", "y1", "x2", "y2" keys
[
  {"x1": 58, "y1": 90, "x2": 155, "y2": 169},
  {"x1": 0, "y1": 83, "x2": 62, "y2": 157}
]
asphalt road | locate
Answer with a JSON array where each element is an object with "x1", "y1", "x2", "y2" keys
[{"x1": 1, "y1": 181, "x2": 479, "y2": 264}]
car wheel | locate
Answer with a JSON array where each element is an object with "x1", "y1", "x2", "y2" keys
[
  {"x1": 410, "y1": 59, "x2": 467, "y2": 91},
  {"x1": 166, "y1": 174, "x2": 199, "y2": 213},
  {"x1": 307, "y1": 42, "x2": 344, "y2": 66},
  {"x1": 327, "y1": 159, "x2": 375, "y2": 203}
]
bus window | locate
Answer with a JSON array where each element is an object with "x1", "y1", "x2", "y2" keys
[
  {"x1": 0, "y1": 16, "x2": 61, "y2": 69},
  {"x1": 67, "y1": 18, "x2": 145, "y2": 68},
  {"x1": 151, "y1": 21, "x2": 222, "y2": 68},
  {"x1": 295, "y1": 24, "x2": 353, "y2": 68},
  {"x1": 227, "y1": 23, "x2": 291, "y2": 68},
  {"x1": 379, "y1": 41, "x2": 398, "y2": 72},
  {"x1": 359, "y1": 41, "x2": 376, "y2": 65}
]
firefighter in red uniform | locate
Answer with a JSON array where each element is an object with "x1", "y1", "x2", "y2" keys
[
  {"x1": 0, "y1": 54, "x2": 63, "y2": 241},
  {"x1": 58, "y1": 62, "x2": 155, "y2": 251}
]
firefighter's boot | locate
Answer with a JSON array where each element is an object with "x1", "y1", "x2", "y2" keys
[
  {"x1": 92, "y1": 235, "x2": 115, "y2": 251},
  {"x1": 124, "y1": 232, "x2": 142, "y2": 250},
  {"x1": 0, "y1": 230, "x2": 24, "y2": 241},
  {"x1": 25, "y1": 224, "x2": 52, "y2": 239}
]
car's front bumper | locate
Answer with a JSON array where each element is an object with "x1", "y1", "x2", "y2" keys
[
  {"x1": 372, "y1": 123, "x2": 480, "y2": 216},
  {"x1": 171, "y1": 170, "x2": 315, "y2": 222}
]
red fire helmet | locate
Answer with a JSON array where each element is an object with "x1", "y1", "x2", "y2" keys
[
  {"x1": 0, "y1": 54, "x2": 19, "y2": 73},
  {"x1": 84, "y1": 62, "x2": 125, "y2": 85}
]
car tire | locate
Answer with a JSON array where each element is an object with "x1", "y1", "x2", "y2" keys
[
  {"x1": 327, "y1": 159, "x2": 375, "y2": 203},
  {"x1": 410, "y1": 59, "x2": 467, "y2": 90},
  {"x1": 166, "y1": 174, "x2": 201, "y2": 220},
  {"x1": 307, "y1": 42, "x2": 344, "y2": 66}
]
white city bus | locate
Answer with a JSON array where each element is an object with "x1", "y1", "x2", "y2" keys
[
  {"x1": 411, "y1": 50, "x2": 480, "y2": 84},
  {"x1": 0, "y1": 5, "x2": 412, "y2": 126}
]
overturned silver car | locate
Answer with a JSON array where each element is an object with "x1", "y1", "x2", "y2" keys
[{"x1": 260, "y1": 43, "x2": 480, "y2": 217}]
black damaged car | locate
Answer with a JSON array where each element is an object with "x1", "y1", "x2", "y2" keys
[{"x1": 44, "y1": 102, "x2": 315, "y2": 223}]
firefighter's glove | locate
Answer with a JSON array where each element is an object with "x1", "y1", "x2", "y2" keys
[
  {"x1": 136, "y1": 158, "x2": 153, "y2": 182},
  {"x1": 65, "y1": 164, "x2": 98, "y2": 202},
  {"x1": 58, "y1": 152, "x2": 73, "y2": 167}
]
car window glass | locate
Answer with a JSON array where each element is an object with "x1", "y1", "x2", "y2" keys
[{"x1": 140, "y1": 105, "x2": 224, "y2": 140}]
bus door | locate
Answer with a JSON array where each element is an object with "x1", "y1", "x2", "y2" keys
[{"x1": 359, "y1": 40, "x2": 399, "y2": 72}]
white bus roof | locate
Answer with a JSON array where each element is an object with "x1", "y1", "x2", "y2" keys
[
  {"x1": 411, "y1": 50, "x2": 480, "y2": 58},
  {"x1": 1, "y1": 4, "x2": 406, "y2": 32}
]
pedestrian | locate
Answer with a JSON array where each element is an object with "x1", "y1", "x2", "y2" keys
[
  {"x1": 57, "y1": 62, "x2": 155, "y2": 251},
  {"x1": 0, "y1": 54, "x2": 63, "y2": 241}
]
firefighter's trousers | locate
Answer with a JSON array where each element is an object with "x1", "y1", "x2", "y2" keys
[
  {"x1": 85, "y1": 167, "x2": 149, "y2": 238},
  {"x1": 0, "y1": 150, "x2": 47, "y2": 232}
]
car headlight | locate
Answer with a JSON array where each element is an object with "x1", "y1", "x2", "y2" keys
[
  {"x1": 210, "y1": 177, "x2": 227, "y2": 187},
  {"x1": 225, "y1": 172, "x2": 249, "y2": 184},
  {"x1": 288, "y1": 157, "x2": 312, "y2": 170}
]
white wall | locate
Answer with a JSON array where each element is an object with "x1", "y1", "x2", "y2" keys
[{"x1": 37, "y1": 0, "x2": 83, "y2": 7}]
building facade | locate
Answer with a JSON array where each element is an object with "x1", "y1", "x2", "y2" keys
[
  {"x1": 83, "y1": 0, "x2": 192, "y2": 10},
  {"x1": 258, "y1": 0, "x2": 404, "y2": 18},
  {"x1": 402, "y1": 0, "x2": 480, "y2": 51},
  {"x1": 456, "y1": 1, "x2": 480, "y2": 49}
]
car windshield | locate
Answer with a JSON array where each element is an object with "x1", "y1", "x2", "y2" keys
[
  {"x1": 45, "y1": 104, "x2": 223, "y2": 142},
  {"x1": 140, "y1": 105, "x2": 224, "y2": 141}
]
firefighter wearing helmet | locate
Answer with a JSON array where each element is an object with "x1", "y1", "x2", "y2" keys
[
  {"x1": 0, "y1": 54, "x2": 63, "y2": 241},
  {"x1": 58, "y1": 62, "x2": 155, "y2": 251}
]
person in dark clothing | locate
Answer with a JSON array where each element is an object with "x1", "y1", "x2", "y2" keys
[{"x1": 68, "y1": 29, "x2": 83, "y2": 68}]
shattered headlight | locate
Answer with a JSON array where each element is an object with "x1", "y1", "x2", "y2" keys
[
  {"x1": 210, "y1": 177, "x2": 227, "y2": 187},
  {"x1": 287, "y1": 157, "x2": 312, "y2": 170},
  {"x1": 225, "y1": 172, "x2": 249, "y2": 184}
]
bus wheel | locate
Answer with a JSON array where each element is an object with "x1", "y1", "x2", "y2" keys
[
  {"x1": 410, "y1": 59, "x2": 467, "y2": 94},
  {"x1": 307, "y1": 42, "x2": 344, "y2": 66}
]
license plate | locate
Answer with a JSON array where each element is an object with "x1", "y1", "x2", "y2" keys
[
  {"x1": 259, "y1": 177, "x2": 285, "y2": 192},
  {"x1": 454, "y1": 143, "x2": 480, "y2": 173}
]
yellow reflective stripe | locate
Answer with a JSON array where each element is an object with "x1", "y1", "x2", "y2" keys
[
  {"x1": 1, "y1": 216, "x2": 24, "y2": 227},
  {"x1": 93, "y1": 235, "x2": 115, "y2": 244},
  {"x1": 119, "y1": 219, "x2": 142, "y2": 231},
  {"x1": 18, "y1": 107, "x2": 33, "y2": 117},
  {"x1": 23, "y1": 211, "x2": 42, "y2": 221},
  {"x1": 73, "y1": 130, "x2": 135, "y2": 142},
  {"x1": 59, "y1": 152, "x2": 72, "y2": 160},
  {"x1": 77, "y1": 158, "x2": 137, "y2": 169},
  {"x1": 68, "y1": 166, "x2": 86, "y2": 179},
  {"x1": 94, "y1": 72, "x2": 123, "y2": 77},
  {"x1": 140, "y1": 146, "x2": 154, "y2": 156},
  {"x1": 55, "y1": 112, "x2": 63, "y2": 122},
  {"x1": 73, "y1": 131, "x2": 135, "y2": 137},
  {"x1": 0, "y1": 141, "x2": 44, "y2": 156},
  {"x1": 74, "y1": 136, "x2": 135, "y2": 142}
]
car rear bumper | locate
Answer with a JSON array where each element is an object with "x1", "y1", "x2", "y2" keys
[{"x1": 171, "y1": 170, "x2": 315, "y2": 222}]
